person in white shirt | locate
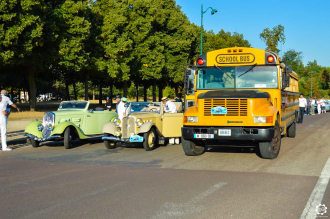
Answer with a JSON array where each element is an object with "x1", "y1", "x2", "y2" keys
[
  {"x1": 317, "y1": 99, "x2": 321, "y2": 114},
  {"x1": 311, "y1": 97, "x2": 316, "y2": 115},
  {"x1": 320, "y1": 97, "x2": 326, "y2": 114},
  {"x1": 298, "y1": 93, "x2": 307, "y2": 123},
  {"x1": 117, "y1": 97, "x2": 126, "y2": 120},
  {"x1": 0, "y1": 95, "x2": 11, "y2": 151},
  {"x1": 1, "y1": 90, "x2": 20, "y2": 113},
  {"x1": 161, "y1": 97, "x2": 177, "y2": 113}
]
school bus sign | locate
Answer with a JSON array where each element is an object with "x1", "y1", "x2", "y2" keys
[{"x1": 216, "y1": 53, "x2": 255, "y2": 64}]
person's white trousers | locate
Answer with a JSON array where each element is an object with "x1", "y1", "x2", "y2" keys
[{"x1": 0, "y1": 122, "x2": 7, "y2": 150}]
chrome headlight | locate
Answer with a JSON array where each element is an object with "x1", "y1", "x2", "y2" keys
[
  {"x1": 37, "y1": 124, "x2": 43, "y2": 131},
  {"x1": 115, "y1": 131, "x2": 121, "y2": 136},
  {"x1": 47, "y1": 124, "x2": 54, "y2": 131},
  {"x1": 114, "y1": 118, "x2": 121, "y2": 126},
  {"x1": 187, "y1": 116, "x2": 198, "y2": 123},
  {"x1": 136, "y1": 118, "x2": 144, "y2": 127}
]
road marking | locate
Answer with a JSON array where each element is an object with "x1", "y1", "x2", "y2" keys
[
  {"x1": 301, "y1": 157, "x2": 330, "y2": 219},
  {"x1": 152, "y1": 182, "x2": 227, "y2": 219}
]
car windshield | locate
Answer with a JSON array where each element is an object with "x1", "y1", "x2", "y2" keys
[
  {"x1": 196, "y1": 65, "x2": 278, "y2": 89},
  {"x1": 58, "y1": 101, "x2": 88, "y2": 109},
  {"x1": 129, "y1": 102, "x2": 160, "y2": 114}
]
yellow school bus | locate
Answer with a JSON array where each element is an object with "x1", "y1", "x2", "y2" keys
[{"x1": 182, "y1": 47, "x2": 299, "y2": 159}]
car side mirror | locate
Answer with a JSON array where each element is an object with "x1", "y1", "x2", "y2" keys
[{"x1": 89, "y1": 109, "x2": 94, "y2": 113}]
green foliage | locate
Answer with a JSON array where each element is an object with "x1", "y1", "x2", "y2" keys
[
  {"x1": 163, "y1": 86, "x2": 175, "y2": 98},
  {"x1": 260, "y1": 24, "x2": 285, "y2": 53},
  {"x1": 282, "y1": 50, "x2": 304, "y2": 76}
]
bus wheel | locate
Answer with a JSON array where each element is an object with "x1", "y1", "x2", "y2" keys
[
  {"x1": 259, "y1": 122, "x2": 281, "y2": 159},
  {"x1": 143, "y1": 128, "x2": 157, "y2": 151},
  {"x1": 182, "y1": 137, "x2": 206, "y2": 156},
  {"x1": 287, "y1": 122, "x2": 296, "y2": 138}
]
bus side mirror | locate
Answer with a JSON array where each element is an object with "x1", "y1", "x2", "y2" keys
[
  {"x1": 282, "y1": 67, "x2": 292, "y2": 89},
  {"x1": 184, "y1": 69, "x2": 195, "y2": 95}
]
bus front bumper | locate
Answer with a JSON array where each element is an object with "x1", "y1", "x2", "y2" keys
[{"x1": 182, "y1": 126, "x2": 275, "y2": 141}]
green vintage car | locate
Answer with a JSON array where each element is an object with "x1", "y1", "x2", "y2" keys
[{"x1": 24, "y1": 101, "x2": 118, "y2": 149}]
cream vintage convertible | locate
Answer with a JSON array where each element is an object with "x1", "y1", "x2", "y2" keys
[{"x1": 102, "y1": 101, "x2": 183, "y2": 151}]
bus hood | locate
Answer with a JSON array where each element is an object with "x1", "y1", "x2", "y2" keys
[{"x1": 197, "y1": 90, "x2": 270, "y2": 99}]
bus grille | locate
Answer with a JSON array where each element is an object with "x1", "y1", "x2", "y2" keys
[
  {"x1": 204, "y1": 99, "x2": 248, "y2": 116},
  {"x1": 122, "y1": 117, "x2": 136, "y2": 138}
]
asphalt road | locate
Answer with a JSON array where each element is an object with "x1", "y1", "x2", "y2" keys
[{"x1": 1, "y1": 113, "x2": 330, "y2": 219}]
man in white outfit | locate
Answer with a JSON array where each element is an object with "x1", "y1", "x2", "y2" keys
[
  {"x1": 1, "y1": 90, "x2": 20, "y2": 113},
  {"x1": 161, "y1": 97, "x2": 177, "y2": 113},
  {"x1": 117, "y1": 97, "x2": 126, "y2": 120},
  {"x1": 0, "y1": 95, "x2": 11, "y2": 151}
]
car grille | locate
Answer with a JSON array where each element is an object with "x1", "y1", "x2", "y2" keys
[
  {"x1": 122, "y1": 117, "x2": 136, "y2": 138},
  {"x1": 204, "y1": 98, "x2": 248, "y2": 116},
  {"x1": 42, "y1": 112, "x2": 55, "y2": 138}
]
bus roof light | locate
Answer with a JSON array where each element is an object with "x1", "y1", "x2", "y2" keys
[
  {"x1": 227, "y1": 49, "x2": 231, "y2": 53},
  {"x1": 233, "y1": 49, "x2": 237, "y2": 52},
  {"x1": 197, "y1": 58, "x2": 204, "y2": 65},
  {"x1": 239, "y1": 49, "x2": 243, "y2": 52},
  {"x1": 267, "y1": 55, "x2": 274, "y2": 63}
]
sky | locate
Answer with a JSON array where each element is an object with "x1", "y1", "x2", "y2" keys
[{"x1": 175, "y1": 0, "x2": 330, "y2": 67}]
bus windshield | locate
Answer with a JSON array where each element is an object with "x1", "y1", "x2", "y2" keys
[{"x1": 196, "y1": 65, "x2": 278, "y2": 89}]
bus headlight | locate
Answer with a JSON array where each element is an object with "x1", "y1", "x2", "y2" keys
[
  {"x1": 187, "y1": 116, "x2": 198, "y2": 123},
  {"x1": 114, "y1": 118, "x2": 121, "y2": 126},
  {"x1": 136, "y1": 118, "x2": 143, "y2": 127},
  {"x1": 37, "y1": 124, "x2": 43, "y2": 131},
  {"x1": 254, "y1": 116, "x2": 273, "y2": 123}
]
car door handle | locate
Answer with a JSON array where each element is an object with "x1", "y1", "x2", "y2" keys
[{"x1": 87, "y1": 115, "x2": 91, "y2": 117}]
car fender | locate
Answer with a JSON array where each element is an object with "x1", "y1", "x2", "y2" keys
[
  {"x1": 52, "y1": 122, "x2": 88, "y2": 139},
  {"x1": 103, "y1": 122, "x2": 117, "y2": 135},
  {"x1": 137, "y1": 122, "x2": 156, "y2": 134},
  {"x1": 24, "y1": 120, "x2": 43, "y2": 138}
]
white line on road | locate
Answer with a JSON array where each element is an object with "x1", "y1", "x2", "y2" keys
[
  {"x1": 301, "y1": 157, "x2": 330, "y2": 219},
  {"x1": 153, "y1": 182, "x2": 227, "y2": 219}
]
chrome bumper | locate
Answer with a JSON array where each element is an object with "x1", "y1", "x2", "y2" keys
[
  {"x1": 102, "y1": 136, "x2": 143, "y2": 143},
  {"x1": 24, "y1": 133, "x2": 62, "y2": 142}
]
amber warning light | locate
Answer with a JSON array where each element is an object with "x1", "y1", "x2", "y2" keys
[
  {"x1": 267, "y1": 55, "x2": 274, "y2": 63},
  {"x1": 197, "y1": 58, "x2": 204, "y2": 65}
]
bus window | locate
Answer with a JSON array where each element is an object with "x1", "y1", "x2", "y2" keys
[
  {"x1": 197, "y1": 67, "x2": 234, "y2": 89},
  {"x1": 236, "y1": 66, "x2": 278, "y2": 88}
]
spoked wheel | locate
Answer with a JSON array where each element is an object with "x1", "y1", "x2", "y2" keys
[
  {"x1": 64, "y1": 127, "x2": 72, "y2": 149},
  {"x1": 30, "y1": 139, "x2": 40, "y2": 148},
  {"x1": 181, "y1": 137, "x2": 206, "y2": 156},
  {"x1": 259, "y1": 122, "x2": 281, "y2": 159},
  {"x1": 143, "y1": 128, "x2": 157, "y2": 151}
]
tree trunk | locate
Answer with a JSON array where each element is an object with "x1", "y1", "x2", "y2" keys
[
  {"x1": 110, "y1": 83, "x2": 113, "y2": 103},
  {"x1": 92, "y1": 87, "x2": 95, "y2": 100},
  {"x1": 175, "y1": 84, "x2": 178, "y2": 97},
  {"x1": 136, "y1": 83, "x2": 139, "y2": 102},
  {"x1": 99, "y1": 84, "x2": 102, "y2": 105},
  {"x1": 73, "y1": 82, "x2": 77, "y2": 100},
  {"x1": 144, "y1": 85, "x2": 147, "y2": 102},
  {"x1": 158, "y1": 84, "x2": 163, "y2": 101},
  {"x1": 152, "y1": 81, "x2": 156, "y2": 102},
  {"x1": 28, "y1": 68, "x2": 37, "y2": 111},
  {"x1": 84, "y1": 74, "x2": 88, "y2": 101},
  {"x1": 65, "y1": 81, "x2": 70, "y2": 100},
  {"x1": 123, "y1": 81, "x2": 127, "y2": 97}
]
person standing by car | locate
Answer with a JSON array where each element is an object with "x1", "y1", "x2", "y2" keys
[
  {"x1": 298, "y1": 94, "x2": 307, "y2": 123},
  {"x1": 311, "y1": 97, "x2": 316, "y2": 115},
  {"x1": 306, "y1": 97, "x2": 311, "y2": 115},
  {"x1": 1, "y1": 89, "x2": 20, "y2": 113},
  {"x1": 317, "y1": 98, "x2": 321, "y2": 114},
  {"x1": 161, "y1": 97, "x2": 177, "y2": 113},
  {"x1": 121, "y1": 97, "x2": 129, "y2": 117},
  {"x1": 115, "y1": 95, "x2": 121, "y2": 113},
  {"x1": 320, "y1": 97, "x2": 326, "y2": 114},
  {"x1": 105, "y1": 96, "x2": 111, "y2": 111},
  {"x1": 116, "y1": 95, "x2": 125, "y2": 120},
  {"x1": 0, "y1": 95, "x2": 11, "y2": 151}
]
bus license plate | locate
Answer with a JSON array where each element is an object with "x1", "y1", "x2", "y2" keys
[
  {"x1": 218, "y1": 129, "x2": 231, "y2": 136},
  {"x1": 194, "y1": 134, "x2": 214, "y2": 139}
]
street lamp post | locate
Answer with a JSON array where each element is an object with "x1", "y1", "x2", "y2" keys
[
  {"x1": 201, "y1": 4, "x2": 218, "y2": 55},
  {"x1": 311, "y1": 71, "x2": 316, "y2": 97}
]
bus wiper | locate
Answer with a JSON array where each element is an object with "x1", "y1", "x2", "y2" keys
[
  {"x1": 238, "y1": 63, "x2": 257, "y2": 78},
  {"x1": 214, "y1": 65, "x2": 232, "y2": 79}
]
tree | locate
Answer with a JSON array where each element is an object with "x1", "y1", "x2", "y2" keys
[
  {"x1": 282, "y1": 50, "x2": 304, "y2": 76},
  {"x1": 260, "y1": 24, "x2": 285, "y2": 53}
]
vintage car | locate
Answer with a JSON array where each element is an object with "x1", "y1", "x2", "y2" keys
[
  {"x1": 102, "y1": 101, "x2": 183, "y2": 151},
  {"x1": 24, "y1": 101, "x2": 118, "y2": 149}
]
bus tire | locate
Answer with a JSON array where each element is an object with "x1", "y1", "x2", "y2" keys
[
  {"x1": 258, "y1": 122, "x2": 281, "y2": 159},
  {"x1": 182, "y1": 137, "x2": 206, "y2": 156},
  {"x1": 287, "y1": 122, "x2": 296, "y2": 138},
  {"x1": 143, "y1": 128, "x2": 157, "y2": 151}
]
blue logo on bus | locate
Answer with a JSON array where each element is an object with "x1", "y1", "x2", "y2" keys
[{"x1": 211, "y1": 106, "x2": 227, "y2": 114}]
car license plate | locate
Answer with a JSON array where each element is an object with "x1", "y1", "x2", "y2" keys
[
  {"x1": 218, "y1": 129, "x2": 231, "y2": 136},
  {"x1": 130, "y1": 135, "x2": 143, "y2": 142},
  {"x1": 194, "y1": 134, "x2": 214, "y2": 139}
]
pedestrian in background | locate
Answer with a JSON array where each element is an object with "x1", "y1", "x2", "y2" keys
[
  {"x1": 0, "y1": 95, "x2": 11, "y2": 151},
  {"x1": 1, "y1": 89, "x2": 20, "y2": 113},
  {"x1": 320, "y1": 97, "x2": 326, "y2": 114},
  {"x1": 317, "y1": 99, "x2": 321, "y2": 114},
  {"x1": 306, "y1": 97, "x2": 311, "y2": 115},
  {"x1": 105, "y1": 96, "x2": 111, "y2": 111},
  {"x1": 311, "y1": 97, "x2": 316, "y2": 115},
  {"x1": 121, "y1": 97, "x2": 129, "y2": 117},
  {"x1": 298, "y1": 94, "x2": 307, "y2": 123}
]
